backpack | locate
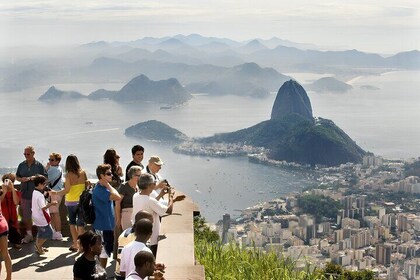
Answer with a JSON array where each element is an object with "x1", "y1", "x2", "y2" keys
[{"x1": 78, "y1": 185, "x2": 95, "y2": 225}]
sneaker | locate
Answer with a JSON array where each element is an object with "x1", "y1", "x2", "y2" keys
[
  {"x1": 22, "y1": 234, "x2": 34, "y2": 244},
  {"x1": 53, "y1": 232, "x2": 63, "y2": 241}
]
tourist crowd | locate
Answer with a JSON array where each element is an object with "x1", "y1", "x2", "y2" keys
[{"x1": 0, "y1": 144, "x2": 185, "y2": 280}]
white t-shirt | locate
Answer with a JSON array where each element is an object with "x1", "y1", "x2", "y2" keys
[
  {"x1": 125, "y1": 272, "x2": 146, "y2": 280},
  {"x1": 32, "y1": 190, "x2": 49, "y2": 227},
  {"x1": 150, "y1": 189, "x2": 168, "y2": 206},
  {"x1": 120, "y1": 241, "x2": 152, "y2": 275},
  {"x1": 132, "y1": 194, "x2": 168, "y2": 245}
]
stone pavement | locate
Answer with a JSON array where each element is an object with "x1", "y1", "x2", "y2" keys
[
  {"x1": 9, "y1": 191, "x2": 205, "y2": 279},
  {"x1": 10, "y1": 237, "x2": 117, "y2": 279}
]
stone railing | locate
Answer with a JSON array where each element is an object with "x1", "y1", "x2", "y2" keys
[{"x1": 157, "y1": 191, "x2": 205, "y2": 279}]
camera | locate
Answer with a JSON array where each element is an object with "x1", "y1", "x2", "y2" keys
[
  {"x1": 163, "y1": 179, "x2": 172, "y2": 193},
  {"x1": 163, "y1": 179, "x2": 171, "y2": 188}
]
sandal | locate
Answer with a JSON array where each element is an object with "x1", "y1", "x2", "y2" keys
[
  {"x1": 34, "y1": 244, "x2": 45, "y2": 255},
  {"x1": 69, "y1": 246, "x2": 78, "y2": 252},
  {"x1": 42, "y1": 247, "x2": 49, "y2": 252}
]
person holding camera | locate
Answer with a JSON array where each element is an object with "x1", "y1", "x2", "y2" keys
[
  {"x1": 146, "y1": 156, "x2": 185, "y2": 205},
  {"x1": 0, "y1": 179, "x2": 13, "y2": 280},
  {"x1": 0, "y1": 174, "x2": 21, "y2": 248},
  {"x1": 132, "y1": 173, "x2": 174, "y2": 257}
]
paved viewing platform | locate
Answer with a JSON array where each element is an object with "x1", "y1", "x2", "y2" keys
[{"x1": 10, "y1": 191, "x2": 205, "y2": 279}]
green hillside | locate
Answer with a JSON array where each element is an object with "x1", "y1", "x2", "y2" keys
[{"x1": 201, "y1": 114, "x2": 365, "y2": 166}]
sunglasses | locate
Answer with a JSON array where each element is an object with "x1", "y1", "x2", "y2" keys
[
  {"x1": 23, "y1": 153, "x2": 32, "y2": 156},
  {"x1": 105, "y1": 172, "x2": 113, "y2": 176},
  {"x1": 48, "y1": 158, "x2": 55, "y2": 161}
]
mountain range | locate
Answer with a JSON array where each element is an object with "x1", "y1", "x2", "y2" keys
[{"x1": 2, "y1": 34, "x2": 418, "y2": 93}]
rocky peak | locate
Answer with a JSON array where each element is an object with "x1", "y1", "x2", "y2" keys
[{"x1": 270, "y1": 80, "x2": 313, "y2": 121}]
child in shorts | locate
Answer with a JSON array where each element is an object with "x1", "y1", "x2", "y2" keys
[{"x1": 31, "y1": 175, "x2": 57, "y2": 255}]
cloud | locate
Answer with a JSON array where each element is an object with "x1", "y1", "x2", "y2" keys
[{"x1": 383, "y1": 5, "x2": 418, "y2": 17}]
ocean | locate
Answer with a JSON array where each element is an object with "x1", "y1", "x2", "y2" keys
[{"x1": 0, "y1": 70, "x2": 419, "y2": 221}]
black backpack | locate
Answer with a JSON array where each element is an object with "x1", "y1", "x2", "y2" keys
[{"x1": 78, "y1": 185, "x2": 95, "y2": 225}]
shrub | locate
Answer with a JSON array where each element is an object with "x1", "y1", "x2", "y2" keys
[{"x1": 194, "y1": 216, "x2": 324, "y2": 279}]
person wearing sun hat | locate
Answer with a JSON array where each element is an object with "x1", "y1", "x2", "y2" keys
[
  {"x1": 145, "y1": 156, "x2": 168, "y2": 202},
  {"x1": 146, "y1": 156, "x2": 186, "y2": 209}
]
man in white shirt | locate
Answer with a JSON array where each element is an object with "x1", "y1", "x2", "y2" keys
[
  {"x1": 132, "y1": 173, "x2": 174, "y2": 257},
  {"x1": 120, "y1": 219, "x2": 153, "y2": 278},
  {"x1": 125, "y1": 251, "x2": 165, "y2": 280},
  {"x1": 146, "y1": 156, "x2": 167, "y2": 202},
  {"x1": 146, "y1": 156, "x2": 185, "y2": 205}
]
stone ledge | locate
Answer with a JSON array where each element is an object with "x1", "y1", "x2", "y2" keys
[{"x1": 157, "y1": 192, "x2": 205, "y2": 279}]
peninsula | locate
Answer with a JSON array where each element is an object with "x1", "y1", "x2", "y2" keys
[{"x1": 175, "y1": 80, "x2": 365, "y2": 166}]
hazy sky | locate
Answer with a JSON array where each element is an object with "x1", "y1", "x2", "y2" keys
[{"x1": 1, "y1": 0, "x2": 419, "y2": 53}]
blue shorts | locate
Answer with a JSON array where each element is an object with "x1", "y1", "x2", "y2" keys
[
  {"x1": 66, "y1": 205, "x2": 85, "y2": 226},
  {"x1": 37, "y1": 225, "x2": 53, "y2": 240}
]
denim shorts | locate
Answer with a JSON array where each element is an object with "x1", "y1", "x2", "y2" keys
[
  {"x1": 37, "y1": 225, "x2": 53, "y2": 240},
  {"x1": 66, "y1": 205, "x2": 85, "y2": 226}
]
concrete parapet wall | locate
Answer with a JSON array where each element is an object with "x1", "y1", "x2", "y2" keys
[{"x1": 157, "y1": 191, "x2": 205, "y2": 279}]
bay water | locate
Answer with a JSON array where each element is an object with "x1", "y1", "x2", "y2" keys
[{"x1": 0, "y1": 70, "x2": 418, "y2": 221}]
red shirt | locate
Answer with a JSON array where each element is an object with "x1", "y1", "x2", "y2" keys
[{"x1": 1, "y1": 190, "x2": 21, "y2": 228}]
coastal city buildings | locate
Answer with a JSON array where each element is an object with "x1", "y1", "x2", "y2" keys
[{"x1": 213, "y1": 155, "x2": 420, "y2": 279}]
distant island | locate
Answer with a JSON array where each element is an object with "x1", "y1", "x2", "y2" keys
[
  {"x1": 360, "y1": 85, "x2": 380, "y2": 90},
  {"x1": 125, "y1": 120, "x2": 189, "y2": 143},
  {"x1": 306, "y1": 77, "x2": 353, "y2": 93},
  {"x1": 38, "y1": 74, "x2": 192, "y2": 104},
  {"x1": 38, "y1": 86, "x2": 85, "y2": 101},
  {"x1": 126, "y1": 80, "x2": 366, "y2": 167}
]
